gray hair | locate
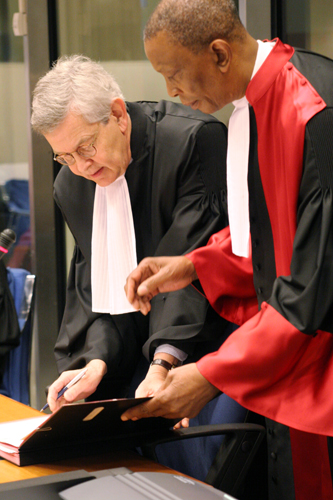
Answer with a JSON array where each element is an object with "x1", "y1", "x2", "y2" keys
[
  {"x1": 31, "y1": 55, "x2": 125, "y2": 134},
  {"x1": 144, "y1": 0, "x2": 245, "y2": 53}
]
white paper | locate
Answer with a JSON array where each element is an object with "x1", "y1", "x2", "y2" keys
[{"x1": 0, "y1": 415, "x2": 48, "y2": 452}]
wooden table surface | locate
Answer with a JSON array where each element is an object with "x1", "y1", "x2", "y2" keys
[{"x1": 0, "y1": 395, "x2": 172, "y2": 484}]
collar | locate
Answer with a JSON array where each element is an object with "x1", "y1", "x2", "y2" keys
[
  {"x1": 247, "y1": 39, "x2": 295, "y2": 105},
  {"x1": 127, "y1": 102, "x2": 150, "y2": 164}
]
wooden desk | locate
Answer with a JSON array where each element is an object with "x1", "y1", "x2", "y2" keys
[{"x1": 0, "y1": 395, "x2": 172, "y2": 484}]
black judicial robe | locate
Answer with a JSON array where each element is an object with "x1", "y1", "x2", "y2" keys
[
  {"x1": 53, "y1": 100, "x2": 229, "y2": 398},
  {"x1": 189, "y1": 40, "x2": 333, "y2": 499}
]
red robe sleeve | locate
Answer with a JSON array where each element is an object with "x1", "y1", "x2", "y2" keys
[
  {"x1": 188, "y1": 228, "x2": 333, "y2": 437},
  {"x1": 187, "y1": 226, "x2": 259, "y2": 325}
]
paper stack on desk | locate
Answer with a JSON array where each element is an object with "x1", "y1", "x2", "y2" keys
[
  {"x1": 0, "y1": 398, "x2": 172, "y2": 466},
  {"x1": 0, "y1": 415, "x2": 48, "y2": 456}
]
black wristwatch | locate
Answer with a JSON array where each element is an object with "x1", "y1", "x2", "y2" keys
[{"x1": 150, "y1": 358, "x2": 178, "y2": 370}]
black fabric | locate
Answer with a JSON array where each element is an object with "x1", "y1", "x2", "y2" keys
[
  {"x1": 290, "y1": 49, "x2": 333, "y2": 108},
  {"x1": 248, "y1": 108, "x2": 277, "y2": 308},
  {"x1": 53, "y1": 100, "x2": 229, "y2": 398},
  {"x1": 267, "y1": 109, "x2": 333, "y2": 335},
  {"x1": 0, "y1": 261, "x2": 20, "y2": 381}
]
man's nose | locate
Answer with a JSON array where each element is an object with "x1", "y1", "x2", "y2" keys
[
  {"x1": 165, "y1": 80, "x2": 180, "y2": 98},
  {"x1": 73, "y1": 153, "x2": 93, "y2": 172}
]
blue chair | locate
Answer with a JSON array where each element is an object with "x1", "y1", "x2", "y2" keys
[
  {"x1": 128, "y1": 354, "x2": 264, "y2": 497},
  {"x1": 0, "y1": 267, "x2": 35, "y2": 405},
  {"x1": 128, "y1": 352, "x2": 249, "y2": 483},
  {"x1": 3, "y1": 180, "x2": 30, "y2": 247}
]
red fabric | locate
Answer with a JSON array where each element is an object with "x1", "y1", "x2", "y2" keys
[
  {"x1": 247, "y1": 40, "x2": 325, "y2": 276},
  {"x1": 290, "y1": 430, "x2": 333, "y2": 500},
  {"x1": 188, "y1": 39, "x2": 333, "y2": 499},
  {"x1": 196, "y1": 302, "x2": 333, "y2": 435},
  {"x1": 187, "y1": 226, "x2": 258, "y2": 326}
]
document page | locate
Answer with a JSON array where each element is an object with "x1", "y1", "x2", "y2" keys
[{"x1": 0, "y1": 416, "x2": 48, "y2": 452}]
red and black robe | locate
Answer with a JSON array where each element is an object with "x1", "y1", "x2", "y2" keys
[{"x1": 188, "y1": 39, "x2": 333, "y2": 500}]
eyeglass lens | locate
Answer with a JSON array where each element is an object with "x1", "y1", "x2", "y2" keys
[{"x1": 55, "y1": 144, "x2": 97, "y2": 165}]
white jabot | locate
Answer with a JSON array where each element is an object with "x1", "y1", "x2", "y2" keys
[
  {"x1": 227, "y1": 40, "x2": 275, "y2": 257},
  {"x1": 227, "y1": 95, "x2": 250, "y2": 257},
  {"x1": 91, "y1": 174, "x2": 137, "y2": 315}
]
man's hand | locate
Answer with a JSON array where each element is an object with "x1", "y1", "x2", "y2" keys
[
  {"x1": 121, "y1": 363, "x2": 219, "y2": 422},
  {"x1": 135, "y1": 351, "x2": 180, "y2": 397},
  {"x1": 47, "y1": 359, "x2": 107, "y2": 412},
  {"x1": 135, "y1": 368, "x2": 168, "y2": 398},
  {"x1": 125, "y1": 256, "x2": 198, "y2": 315}
]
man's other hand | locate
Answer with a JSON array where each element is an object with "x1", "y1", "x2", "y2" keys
[
  {"x1": 121, "y1": 363, "x2": 219, "y2": 421},
  {"x1": 125, "y1": 256, "x2": 198, "y2": 315}
]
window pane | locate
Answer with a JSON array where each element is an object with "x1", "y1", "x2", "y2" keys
[
  {"x1": 0, "y1": 0, "x2": 31, "y2": 271},
  {"x1": 57, "y1": 0, "x2": 159, "y2": 61},
  {"x1": 283, "y1": 0, "x2": 333, "y2": 59}
]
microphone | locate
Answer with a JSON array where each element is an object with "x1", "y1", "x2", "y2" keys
[{"x1": 0, "y1": 229, "x2": 16, "y2": 260}]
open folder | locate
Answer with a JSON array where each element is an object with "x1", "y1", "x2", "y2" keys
[{"x1": 0, "y1": 398, "x2": 173, "y2": 466}]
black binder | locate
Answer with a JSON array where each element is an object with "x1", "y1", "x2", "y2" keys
[{"x1": 0, "y1": 398, "x2": 174, "y2": 466}]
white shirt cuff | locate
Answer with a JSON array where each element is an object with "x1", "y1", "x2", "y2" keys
[{"x1": 154, "y1": 344, "x2": 188, "y2": 364}]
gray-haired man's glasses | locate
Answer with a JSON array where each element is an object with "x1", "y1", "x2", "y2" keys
[{"x1": 53, "y1": 129, "x2": 99, "y2": 166}]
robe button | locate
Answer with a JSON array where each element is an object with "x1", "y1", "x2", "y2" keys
[
  {"x1": 255, "y1": 264, "x2": 261, "y2": 272},
  {"x1": 67, "y1": 352, "x2": 72, "y2": 357},
  {"x1": 257, "y1": 287, "x2": 263, "y2": 295},
  {"x1": 286, "y1": 62, "x2": 293, "y2": 70},
  {"x1": 253, "y1": 239, "x2": 259, "y2": 249},
  {"x1": 270, "y1": 452, "x2": 277, "y2": 460},
  {"x1": 242, "y1": 441, "x2": 252, "y2": 453},
  {"x1": 300, "y1": 78, "x2": 307, "y2": 86}
]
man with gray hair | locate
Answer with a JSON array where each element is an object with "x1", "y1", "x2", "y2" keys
[
  {"x1": 122, "y1": 0, "x2": 333, "y2": 498},
  {"x1": 31, "y1": 55, "x2": 244, "y2": 447}
]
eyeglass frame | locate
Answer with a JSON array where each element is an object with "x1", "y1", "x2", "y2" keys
[{"x1": 53, "y1": 126, "x2": 100, "y2": 166}]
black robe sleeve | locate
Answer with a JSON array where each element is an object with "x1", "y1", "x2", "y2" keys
[
  {"x1": 268, "y1": 107, "x2": 333, "y2": 334},
  {"x1": 145, "y1": 120, "x2": 230, "y2": 359}
]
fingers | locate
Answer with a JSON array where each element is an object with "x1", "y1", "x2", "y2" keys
[
  {"x1": 181, "y1": 417, "x2": 190, "y2": 428},
  {"x1": 135, "y1": 382, "x2": 154, "y2": 398},
  {"x1": 135, "y1": 369, "x2": 169, "y2": 398},
  {"x1": 135, "y1": 376, "x2": 160, "y2": 398},
  {"x1": 62, "y1": 361, "x2": 106, "y2": 403},
  {"x1": 125, "y1": 256, "x2": 197, "y2": 317},
  {"x1": 121, "y1": 364, "x2": 220, "y2": 423},
  {"x1": 134, "y1": 296, "x2": 152, "y2": 316},
  {"x1": 125, "y1": 265, "x2": 155, "y2": 315},
  {"x1": 121, "y1": 398, "x2": 165, "y2": 421},
  {"x1": 122, "y1": 372, "x2": 184, "y2": 421},
  {"x1": 173, "y1": 418, "x2": 190, "y2": 430},
  {"x1": 47, "y1": 370, "x2": 80, "y2": 412},
  {"x1": 47, "y1": 360, "x2": 107, "y2": 412}
]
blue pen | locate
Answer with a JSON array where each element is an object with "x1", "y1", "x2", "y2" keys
[{"x1": 40, "y1": 367, "x2": 88, "y2": 411}]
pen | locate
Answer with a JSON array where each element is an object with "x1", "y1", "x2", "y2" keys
[{"x1": 40, "y1": 367, "x2": 88, "y2": 411}]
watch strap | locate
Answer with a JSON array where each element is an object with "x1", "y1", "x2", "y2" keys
[{"x1": 150, "y1": 359, "x2": 177, "y2": 370}]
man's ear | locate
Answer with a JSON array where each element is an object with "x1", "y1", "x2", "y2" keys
[
  {"x1": 110, "y1": 98, "x2": 128, "y2": 133},
  {"x1": 209, "y1": 39, "x2": 232, "y2": 73}
]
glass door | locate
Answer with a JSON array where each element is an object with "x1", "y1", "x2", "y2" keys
[
  {"x1": 272, "y1": 0, "x2": 333, "y2": 59},
  {"x1": 0, "y1": 0, "x2": 31, "y2": 271}
]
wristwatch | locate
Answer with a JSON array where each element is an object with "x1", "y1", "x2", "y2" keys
[{"x1": 150, "y1": 358, "x2": 178, "y2": 371}]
